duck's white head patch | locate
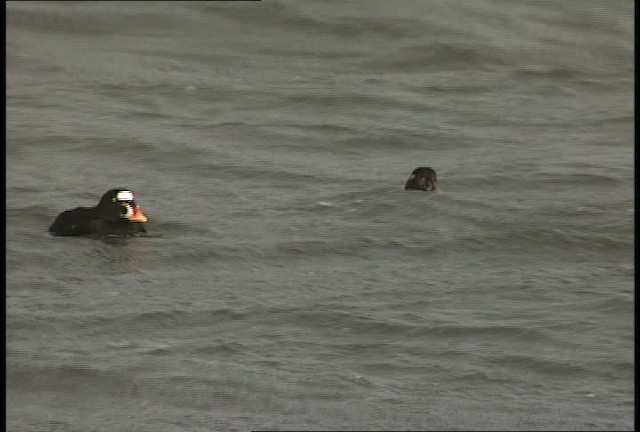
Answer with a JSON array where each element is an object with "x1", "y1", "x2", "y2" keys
[{"x1": 115, "y1": 190, "x2": 134, "y2": 202}]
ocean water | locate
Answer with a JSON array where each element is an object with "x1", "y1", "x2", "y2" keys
[{"x1": 6, "y1": 1, "x2": 634, "y2": 431}]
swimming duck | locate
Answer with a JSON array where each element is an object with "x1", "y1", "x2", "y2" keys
[
  {"x1": 49, "y1": 189, "x2": 149, "y2": 237},
  {"x1": 405, "y1": 167, "x2": 439, "y2": 191}
]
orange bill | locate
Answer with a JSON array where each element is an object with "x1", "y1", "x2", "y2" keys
[{"x1": 128, "y1": 205, "x2": 148, "y2": 223}]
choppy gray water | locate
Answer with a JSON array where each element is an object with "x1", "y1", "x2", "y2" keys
[{"x1": 6, "y1": 1, "x2": 634, "y2": 431}]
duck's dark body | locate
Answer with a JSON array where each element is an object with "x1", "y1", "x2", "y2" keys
[
  {"x1": 49, "y1": 207, "x2": 147, "y2": 236},
  {"x1": 48, "y1": 189, "x2": 148, "y2": 237},
  {"x1": 405, "y1": 167, "x2": 438, "y2": 191}
]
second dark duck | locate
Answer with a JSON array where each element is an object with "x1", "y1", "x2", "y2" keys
[
  {"x1": 49, "y1": 188, "x2": 149, "y2": 237},
  {"x1": 405, "y1": 167, "x2": 439, "y2": 191}
]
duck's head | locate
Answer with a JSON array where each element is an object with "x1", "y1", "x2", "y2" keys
[
  {"x1": 405, "y1": 167, "x2": 438, "y2": 191},
  {"x1": 97, "y1": 189, "x2": 149, "y2": 223}
]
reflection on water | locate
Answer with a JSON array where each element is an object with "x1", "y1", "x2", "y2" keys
[{"x1": 94, "y1": 234, "x2": 162, "y2": 275}]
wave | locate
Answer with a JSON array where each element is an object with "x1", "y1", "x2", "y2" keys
[
  {"x1": 360, "y1": 42, "x2": 509, "y2": 72},
  {"x1": 7, "y1": 3, "x2": 189, "y2": 37},
  {"x1": 196, "y1": 1, "x2": 426, "y2": 40},
  {"x1": 486, "y1": 353, "x2": 590, "y2": 376}
]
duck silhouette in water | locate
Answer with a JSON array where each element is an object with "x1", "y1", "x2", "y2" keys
[
  {"x1": 405, "y1": 167, "x2": 439, "y2": 192},
  {"x1": 49, "y1": 189, "x2": 149, "y2": 237}
]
